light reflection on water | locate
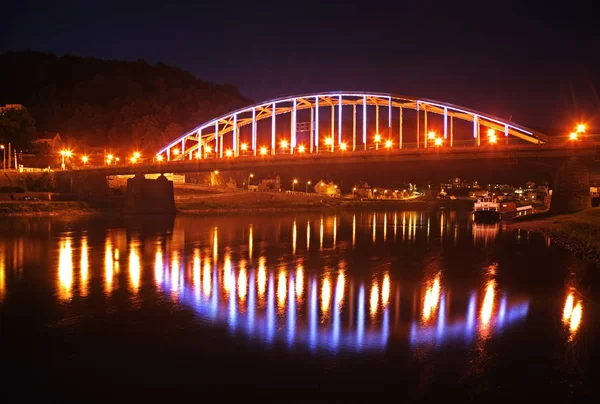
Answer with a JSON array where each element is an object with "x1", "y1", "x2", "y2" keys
[{"x1": 3, "y1": 210, "x2": 586, "y2": 355}]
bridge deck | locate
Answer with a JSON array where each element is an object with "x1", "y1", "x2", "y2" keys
[{"x1": 65, "y1": 143, "x2": 600, "y2": 176}]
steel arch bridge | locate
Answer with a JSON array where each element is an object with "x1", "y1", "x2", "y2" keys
[{"x1": 157, "y1": 91, "x2": 548, "y2": 162}]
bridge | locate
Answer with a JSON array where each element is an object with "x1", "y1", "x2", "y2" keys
[
  {"x1": 58, "y1": 91, "x2": 599, "y2": 214},
  {"x1": 156, "y1": 91, "x2": 549, "y2": 162}
]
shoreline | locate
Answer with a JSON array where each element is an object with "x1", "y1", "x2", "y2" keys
[
  {"x1": 509, "y1": 209, "x2": 600, "y2": 262},
  {"x1": 0, "y1": 197, "x2": 473, "y2": 217},
  {"x1": 0, "y1": 201, "x2": 99, "y2": 217},
  {"x1": 175, "y1": 197, "x2": 473, "y2": 215}
]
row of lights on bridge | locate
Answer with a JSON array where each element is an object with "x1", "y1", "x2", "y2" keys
[
  {"x1": 161, "y1": 124, "x2": 583, "y2": 160},
  {"x1": 59, "y1": 149, "x2": 144, "y2": 168},
  {"x1": 569, "y1": 124, "x2": 586, "y2": 141},
  {"x1": 54, "y1": 124, "x2": 587, "y2": 168},
  {"x1": 159, "y1": 130, "x2": 469, "y2": 161}
]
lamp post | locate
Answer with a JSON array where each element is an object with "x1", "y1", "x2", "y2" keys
[
  {"x1": 374, "y1": 134, "x2": 381, "y2": 150},
  {"x1": 570, "y1": 124, "x2": 586, "y2": 141},
  {"x1": 60, "y1": 150, "x2": 72, "y2": 170},
  {"x1": 1, "y1": 144, "x2": 5, "y2": 170},
  {"x1": 306, "y1": 180, "x2": 311, "y2": 193},
  {"x1": 248, "y1": 173, "x2": 254, "y2": 190},
  {"x1": 292, "y1": 178, "x2": 298, "y2": 192}
]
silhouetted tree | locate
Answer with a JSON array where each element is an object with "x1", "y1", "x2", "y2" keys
[
  {"x1": 0, "y1": 108, "x2": 37, "y2": 148},
  {"x1": 0, "y1": 51, "x2": 251, "y2": 153}
]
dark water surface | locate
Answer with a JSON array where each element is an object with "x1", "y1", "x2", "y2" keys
[{"x1": 1, "y1": 210, "x2": 599, "y2": 402}]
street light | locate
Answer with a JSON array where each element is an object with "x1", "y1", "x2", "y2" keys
[
  {"x1": 487, "y1": 129, "x2": 497, "y2": 144},
  {"x1": 374, "y1": 134, "x2": 381, "y2": 150},
  {"x1": 434, "y1": 137, "x2": 443, "y2": 147},
  {"x1": 569, "y1": 132, "x2": 579, "y2": 141},
  {"x1": 385, "y1": 140, "x2": 392, "y2": 149},
  {"x1": 133, "y1": 151, "x2": 141, "y2": 159},
  {"x1": 306, "y1": 180, "x2": 311, "y2": 193},
  {"x1": 1, "y1": 144, "x2": 5, "y2": 170},
  {"x1": 241, "y1": 143, "x2": 248, "y2": 153},
  {"x1": 339, "y1": 142, "x2": 347, "y2": 151},
  {"x1": 292, "y1": 178, "x2": 298, "y2": 191},
  {"x1": 427, "y1": 132, "x2": 436, "y2": 140},
  {"x1": 298, "y1": 145, "x2": 305, "y2": 153},
  {"x1": 81, "y1": 156, "x2": 89, "y2": 165},
  {"x1": 225, "y1": 149, "x2": 233, "y2": 157},
  {"x1": 173, "y1": 148, "x2": 180, "y2": 156},
  {"x1": 107, "y1": 154, "x2": 114, "y2": 165},
  {"x1": 577, "y1": 124, "x2": 586, "y2": 133},
  {"x1": 260, "y1": 147, "x2": 268, "y2": 155},
  {"x1": 156, "y1": 155, "x2": 164, "y2": 162},
  {"x1": 280, "y1": 140, "x2": 288, "y2": 152},
  {"x1": 60, "y1": 149, "x2": 72, "y2": 170},
  {"x1": 248, "y1": 173, "x2": 254, "y2": 189},
  {"x1": 324, "y1": 137, "x2": 333, "y2": 146}
]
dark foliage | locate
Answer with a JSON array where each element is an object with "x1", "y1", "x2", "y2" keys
[{"x1": 0, "y1": 51, "x2": 251, "y2": 153}]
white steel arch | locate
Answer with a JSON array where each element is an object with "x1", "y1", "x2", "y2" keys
[{"x1": 157, "y1": 91, "x2": 548, "y2": 161}]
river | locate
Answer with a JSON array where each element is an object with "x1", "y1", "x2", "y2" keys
[{"x1": 0, "y1": 209, "x2": 598, "y2": 401}]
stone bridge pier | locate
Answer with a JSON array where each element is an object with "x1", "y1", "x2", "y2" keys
[
  {"x1": 550, "y1": 157, "x2": 592, "y2": 214},
  {"x1": 124, "y1": 173, "x2": 177, "y2": 214}
]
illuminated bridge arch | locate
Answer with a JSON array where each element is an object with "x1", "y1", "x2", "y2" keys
[{"x1": 157, "y1": 91, "x2": 548, "y2": 161}]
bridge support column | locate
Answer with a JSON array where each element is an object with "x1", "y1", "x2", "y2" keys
[
  {"x1": 291, "y1": 99, "x2": 297, "y2": 154},
  {"x1": 388, "y1": 97, "x2": 392, "y2": 142},
  {"x1": 124, "y1": 173, "x2": 177, "y2": 214},
  {"x1": 315, "y1": 97, "x2": 319, "y2": 153},
  {"x1": 197, "y1": 128, "x2": 204, "y2": 160},
  {"x1": 416, "y1": 102, "x2": 420, "y2": 149},
  {"x1": 310, "y1": 107, "x2": 314, "y2": 153},
  {"x1": 473, "y1": 115, "x2": 480, "y2": 146},
  {"x1": 375, "y1": 104, "x2": 379, "y2": 138},
  {"x1": 399, "y1": 106, "x2": 403, "y2": 149},
  {"x1": 424, "y1": 107, "x2": 428, "y2": 148},
  {"x1": 352, "y1": 104, "x2": 356, "y2": 151},
  {"x1": 233, "y1": 113, "x2": 238, "y2": 157},
  {"x1": 215, "y1": 121, "x2": 220, "y2": 158},
  {"x1": 443, "y1": 107, "x2": 448, "y2": 140},
  {"x1": 338, "y1": 94, "x2": 343, "y2": 145},
  {"x1": 450, "y1": 116, "x2": 454, "y2": 147},
  {"x1": 330, "y1": 104, "x2": 335, "y2": 152},
  {"x1": 271, "y1": 102, "x2": 276, "y2": 155},
  {"x1": 252, "y1": 108, "x2": 257, "y2": 156},
  {"x1": 363, "y1": 96, "x2": 367, "y2": 150},
  {"x1": 550, "y1": 158, "x2": 591, "y2": 214}
]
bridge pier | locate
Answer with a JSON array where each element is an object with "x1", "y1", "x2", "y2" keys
[
  {"x1": 550, "y1": 157, "x2": 591, "y2": 214},
  {"x1": 124, "y1": 173, "x2": 177, "y2": 214}
]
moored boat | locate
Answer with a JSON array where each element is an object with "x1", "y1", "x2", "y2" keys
[{"x1": 473, "y1": 196, "x2": 501, "y2": 223}]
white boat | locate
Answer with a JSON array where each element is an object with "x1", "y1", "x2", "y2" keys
[{"x1": 473, "y1": 196, "x2": 501, "y2": 223}]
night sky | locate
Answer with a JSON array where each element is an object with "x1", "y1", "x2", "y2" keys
[{"x1": 2, "y1": 0, "x2": 599, "y2": 134}]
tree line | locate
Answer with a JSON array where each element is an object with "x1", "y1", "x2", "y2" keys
[{"x1": 0, "y1": 51, "x2": 251, "y2": 154}]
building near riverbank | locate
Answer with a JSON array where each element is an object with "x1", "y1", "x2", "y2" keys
[{"x1": 314, "y1": 180, "x2": 340, "y2": 197}]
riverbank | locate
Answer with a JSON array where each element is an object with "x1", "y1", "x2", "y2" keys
[
  {"x1": 511, "y1": 208, "x2": 600, "y2": 261},
  {"x1": 174, "y1": 191, "x2": 473, "y2": 214},
  {"x1": 0, "y1": 191, "x2": 474, "y2": 217},
  {"x1": 0, "y1": 201, "x2": 98, "y2": 217}
]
